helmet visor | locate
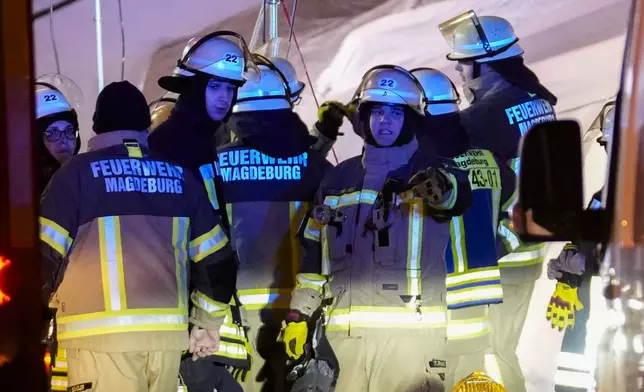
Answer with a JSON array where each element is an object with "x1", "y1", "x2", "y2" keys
[
  {"x1": 179, "y1": 31, "x2": 261, "y2": 85},
  {"x1": 35, "y1": 73, "x2": 83, "y2": 109},
  {"x1": 439, "y1": 10, "x2": 494, "y2": 60}
]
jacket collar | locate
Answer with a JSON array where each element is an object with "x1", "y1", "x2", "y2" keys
[
  {"x1": 463, "y1": 70, "x2": 513, "y2": 103},
  {"x1": 362, "y1": 137, "x2": 418, "y2": 172},
  {"x1": 88, "y1": 130, "x2": 149, "y2": 152}
]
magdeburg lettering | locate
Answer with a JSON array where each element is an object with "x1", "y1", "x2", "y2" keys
[
  {"x1": 90, "y1": 159, "x2": 185, "y2": 194},
  {"x1": 218, "y1": 149, "x2": 308, "y2": 182}
]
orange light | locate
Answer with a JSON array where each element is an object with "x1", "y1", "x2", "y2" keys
[
  {"x1": 44, "y1": 349, "x2": 52, "y2": 375},
  {"x1": 0, "y1": 256, "x2": 11, "y2": 305}
]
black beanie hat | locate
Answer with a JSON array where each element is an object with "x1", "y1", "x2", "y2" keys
[{"x1": 93, "y1": 81, "x2": 152, "y2": 134}]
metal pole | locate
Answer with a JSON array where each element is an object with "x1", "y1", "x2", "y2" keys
[
  {"x1": 267, "y1": 0, "x2": 279, "y2": 56},
  {"x1": 94, "y1": 0, "x2": 104, "y2": 91}
]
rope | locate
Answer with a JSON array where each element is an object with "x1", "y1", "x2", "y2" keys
[{"x1": 280, "y1": 1, "x2": 340, "y2": 165}]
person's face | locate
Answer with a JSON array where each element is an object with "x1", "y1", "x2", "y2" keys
[
  {"x1": 455, "y1": 61, "x2": 476, "y2": 83},
  {"x1": 43, "y1": 120, "x2": 77, "y2": 164},
  {"x1": 205, "y1": 79, "x2": 237, "y2": 121},
  {"x1": 369, "y1": 104, "x2": 405, "y2": 147}
]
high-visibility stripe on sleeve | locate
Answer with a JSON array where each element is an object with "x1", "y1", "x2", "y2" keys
[
  {"x1": 51, "y1": 375, "x2": 68, "y2": 391},
  {"x1": 39, "y1": 217, "x2": 73, "y2": 258},
  {"x1": 497, "y1": 221, "x2": 521, "y2": 252},
  {"x1": 447, "y1": 316, "x2": 492, "y2": 340},
  {"x1": 173, "y1": 217, "x2": 190, "y2": 309},
  {"x1": 321, "y1": 227, "x2": 331, "y2": 275},
  {"x1": 290, "y1": 201, "x2": 308, "y2": 286},
  {"x1": 237, "y1": 288, "x2": 291, "y2": 310},
  {"x1": 191, "y1": 291, "x2": 229, "y2": 318},
  {"x1": 295, "y1": 273, "x2": 327, "y2": 294},
  {"x1": 199, "y1": 163, "x2": 220, "y2": 210},
  {"x1": 498, "y1": 244, "x2": 546, "y2": 267},
  {"x1": 325, "y1": 306, "x2": 447, "y2": 331},
  {"x1": 449, "y1": 216, "x2": 468, "y2": 273},
  {"x1": 406, "y1": 201, "x2": 423, "y2": 300},
  {"x1": 323, "y1": 190, "x2": 378, "y2": 208},
  {"x1": 98, "y1": 216, "x2": 127, "y2": 311},
  {"x1": 189, "y1": 225, "x2": 229, "y2": 262},
  {"x1": 304, "y1": 218, "x2": 322, "y2": 242}
]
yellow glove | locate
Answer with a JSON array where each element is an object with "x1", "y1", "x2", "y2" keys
[
  {"x1": 546, "y1": 282, "x2": 584, "y2": 331},
  {"x1": 284, "y1": 321, "x2": 308, "y2": 360}
]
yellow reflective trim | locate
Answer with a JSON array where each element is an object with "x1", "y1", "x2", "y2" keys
[
  {"x1": 237, "y1": 288, "x2": 291, "y2": 309},
  {"x1": 446, "y1": 267, "x2": 501, "y2": 287},
  {"x1": 326, "y1": 306, "x2": 447, "y2": 329},
  {"x1": 321, "y1": 227, "x2": 330, "y2": 275},
  {"x1": 114, "y1": 217, "x2": 127, "y2": 311},
  {"x1": 323, "y1": 190, "x2": 378, "y2": 208},
  {"x1": 216, "y1": 341, "x2": 249, "y2": 360},
  {"x1": 437, "y1": 173, "x2": 459, "y2": 209},
  {"x1": 124, "y1": 142, "x2": 143, "y2": 158},
  {"x1": 189, "y1": 225, "x2": 229, "y2": 262},
  {"x1": 290, "y1": 201, "x2": 308, "y2": 287},
  {"x1": 58, "y1": 324, "x2": 186, "y2": 340},
  {"x1": 406, "y1": 200, "x2": 422, "y2": 298},
  {"x1": 304, "y1": 218, "x2": 322, "y2": 242},
  {"x1": 447, "y1": 316, "x2": 492, "y2": 340},
  {"x1": 199, "y1": 164, "x2": 219, "y2": 210},
  {"x1": 39, "y1": 217, "x2": 73, "y2": 257},
  {"x1": 51, "y1": 375, "x2": 68, "y2": 390},
  {"x1": 57, "y1": 308, "x2": 186, "y2": 324},
  {"x1": 226, "y1": 203, "x2": 232, "y2": 226},
  {"x1": 173, "y1": 217, "x2": 190, "y2": 309},
  {"x1": 447, "y1": 285, "x2": 504, "y2": 307},
  {"x1": 191, "y1": 291, "x2": 229, "y2": 317},
  {"x1": 449, "y1": 216, "x2": 469, "y2": 273}
]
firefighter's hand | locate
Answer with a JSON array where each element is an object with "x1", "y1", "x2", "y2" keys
[
  {"x1": 548, "y1": 245, "x2": 586, "y2": 280},
  {"x1": 189, "y1": 327, "x2": 221, "y2": 360},
  {"x1": 546, "y1": 282, "x2": 584, "y2": 332},
  {"x1": 316, "y1": 101, "x2": 351, "y2": 139},
  {"x1": 284, "y1": 321, "x2": 308, "y2": 360},
  {"x1": 409, "y1": 167, "x2": 452, "y2": 205}
]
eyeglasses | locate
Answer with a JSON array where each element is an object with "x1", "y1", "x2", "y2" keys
[{"x1": 44, "y1": 126, "x2": 77, "y2": 142}]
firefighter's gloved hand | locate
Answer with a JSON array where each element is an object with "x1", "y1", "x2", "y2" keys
[
  {"x1": 546, "y1": 282, "x2": 584, "y2": 332},
  {"x1": 409, "y1": 167, "x2": 452, "y2": 205},
  {"x1": 284, "y1": 321, "x2": 308, "y2": 360},
  {"x1": 316, "y1": 101, "x2": 350, "y2": 140},
  {"x1": 548, "y1": 245, "x2": 586, "y2": 280},
  {"x1": 284, "y1": 309, "x2": 309, "y2": 360}
]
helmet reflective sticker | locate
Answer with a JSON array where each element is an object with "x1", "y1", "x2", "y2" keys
[
  {"x1": 35, "y1": 74, "x2": 83, "y2": 109},
  {"x1": 439, "y1": 11, "x2": 522, "y2": 62},
  {"x1": 410, "y1": 68, "x2": 460, "y2": 115},
  {"x1": 354, "y1": 65, "x2": 426, "y2": 115}
]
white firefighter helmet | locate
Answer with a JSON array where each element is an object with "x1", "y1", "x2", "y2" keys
[
  {"x1": 354, "y1": 65, "x2": 426, "y2": 115},
  {"x1": 34, "y1": 74, "x2": 83, "y2": 119},
  {"x1": 232, "y1": 57, "x2": 291, "y2": 113},
  {"x1": 149, "y1": 92, "x2": 178, "y2": 132},
  {"x1": 270, "y1": 56, "x2": 305, "y2": 103},
  {"x1": 439, "y1": 11, "x2": 524, "y2": 63},
  {"x1": 158, "y1": 31, "x2": 260, "y2": 93},
  {"x1": 410, "y1": 67, "x2": 460, "y2": 115},
  {"x1": 597, "y1": 101, "x2": 616, "y2": 147}
]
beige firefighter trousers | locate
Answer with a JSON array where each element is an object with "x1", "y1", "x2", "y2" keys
[
  {"x1": 328, "y1": 335, "x2": 447, "y2": 392},
  {"x1": 240, "y1": 308, "x2": 290, "y2": 392},
  {"x1": 488, "y1": 281, "x2": 535, "y2": 392},
  {"x1": 66, "y1": 348, "x2": 182, "y2": 392}
]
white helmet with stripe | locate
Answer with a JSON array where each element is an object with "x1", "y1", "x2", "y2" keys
[
  {"x1": 158, "y1": 31, "x2": 260, "y2": 93},
  {"x1": 354, "y1": 65, "x2": 426, "y2": 115},
  {"x1": 270, "y1": 57, "x2": 305, "y2": 104},
  {"x1": 34, "y1": 74, "x2": 83, "y2": 119},
  {"x1": 410, "y1": 68, "x2": 460, "y2": 115},
  {"x1": 439, "y1": 10, "x2": 524, "y2": 63},
  {"x1": 232, "y1": 56, "x2": 291, "y2": 113}
]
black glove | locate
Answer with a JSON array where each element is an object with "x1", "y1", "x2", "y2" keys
[
  {"x1": 315, "y1": 101, "x2": 351, "y2": 139},
  {"x1": 409, "y1": 168, "x2": 451, "y2": 204}
]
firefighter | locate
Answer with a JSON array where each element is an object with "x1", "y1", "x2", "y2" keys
[
  {"x1": 148, "y1": 31, "x2": 257, "y2": 391},
  {"x1": 548, "y1": 102, "x2": 615, "y2": 392},
  {"x1": 40, "y1": 81, "x2": 239, "y2": 392},
  {"x1": 412, "y1": 67, "x2": 516, "y2": 389},
  {"x1": 439, "y1": 11, "x2": 558, "y2": 391},
  {"x1": 35, "y1": 75, "x2": 83, "y2": 392},
  {"x1": 215, "y1": 54, "x2": 332, "y2": 391},
  {"x1": 285, "y1": 65, "x2": 472, "y2": 391}
]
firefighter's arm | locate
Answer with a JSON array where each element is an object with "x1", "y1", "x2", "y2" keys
[
  {"x1": 497, "y1": 156, "x2": 518, "y2": 212},
  {"x1": 39, "y1": 164, "x2": 80, "y2": 303},
  {"x1": 291, "y1": 185, "x2": 329, "y2": 317},
  {"x1": 187, "y1": 173, "x2": 238, "y2": 332}
]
